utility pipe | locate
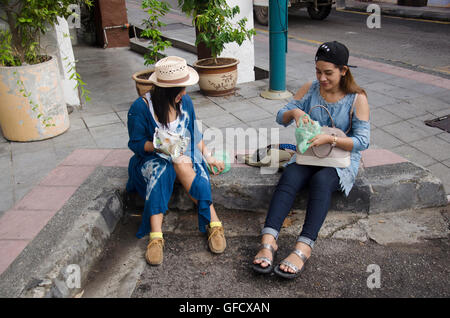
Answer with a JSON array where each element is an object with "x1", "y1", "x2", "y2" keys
[{"x1": 261, "y1": 0, "x2": 293, "y2": 100}]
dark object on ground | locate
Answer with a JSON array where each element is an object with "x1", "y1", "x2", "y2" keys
[
  {"x1": 398, "y1": 0, "x2": 428, "y2": 7},
  {"x1": 425, "y1": 115, "x2": 450, "y2": 133}
]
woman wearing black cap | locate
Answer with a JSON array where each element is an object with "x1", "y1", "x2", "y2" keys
[{"x1": 253, "y1": 41, "x2": 370, "y2": 279}]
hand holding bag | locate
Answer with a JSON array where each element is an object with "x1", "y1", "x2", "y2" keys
[{"x1": 295, "y1": 98, "x2": 357, "y2": 168}]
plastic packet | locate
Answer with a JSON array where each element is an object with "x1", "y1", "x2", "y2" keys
[
  {"x1": 206, "y1": 150, "x2": 231, "y2": 175},
  {"x1": 295, "y1": 118, "x2": 321, "y2": 153},
  {"x1": 153, "y1": 128, "x2": 189, "y2": 159}
]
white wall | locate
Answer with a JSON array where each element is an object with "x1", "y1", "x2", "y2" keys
[
  {"x1": 220, "y1": 0, "x2": 255, "y2": 84},
  {"x1": 41, "y1": 17, "x2": 80, "y2": 107}
]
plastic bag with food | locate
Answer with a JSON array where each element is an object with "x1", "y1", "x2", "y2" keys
[
  {"x1": 153, "y1": 128, "x2": 189, "y2": 159},
  {"x1": 295, "y1": 119, "x2": 321, "y2": 154}
]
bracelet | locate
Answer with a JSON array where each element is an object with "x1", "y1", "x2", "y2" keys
[{"x1": 331, "y1": 135, "x2": 337, "y2": 148}]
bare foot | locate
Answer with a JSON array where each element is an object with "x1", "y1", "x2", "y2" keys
[
  {"x1": 279, "y1": 242, "x2": 311, "y2": 273},
  {"x1": 253, "y1": 234, "x2": 278, "y2": 268}
]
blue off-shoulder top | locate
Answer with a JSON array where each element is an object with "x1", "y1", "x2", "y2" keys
[{"x1": 276, "y1": 80, "x2": 370, "y2": 196}]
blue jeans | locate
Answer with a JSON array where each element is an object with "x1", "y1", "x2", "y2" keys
[{"x1": 262, "y1": 163, "x2": 340, "y2": 249}]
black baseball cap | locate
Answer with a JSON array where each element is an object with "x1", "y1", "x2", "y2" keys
[{"x1": 315, "y1": 41, "x2": 356, "y2": 67}]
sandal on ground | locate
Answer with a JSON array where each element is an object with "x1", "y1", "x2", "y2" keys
[
  {"x1": 207, "y1": 224, "x2": 226, "y2": 254},
  {"x1": 145, "y1": 237, "x2": 164, "y2": 266},
  {"x1": 274, "y1": 249, "x2": 309, "y2": 279},
  {"x1": 252, "y1": 243, "x2": 277, "y2": 274}
]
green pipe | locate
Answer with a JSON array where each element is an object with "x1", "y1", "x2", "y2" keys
[{"x1": 269, "y1": 0, "x2": 288, "y2": 92}]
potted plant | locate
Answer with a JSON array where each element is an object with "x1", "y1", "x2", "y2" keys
[
  {"x1": 132, "y1": 0, "x2": 172, "y2": 96},
  {"x1": 0, "y1": 0, "x2": 91, "y2": 142},
  {"x1": 190, "y1": 0, "x2": 255, "y2": 96}
]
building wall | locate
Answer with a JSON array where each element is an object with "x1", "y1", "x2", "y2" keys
[{"x1": 220, "y1": 0, "x2": 255, "y2": 84}]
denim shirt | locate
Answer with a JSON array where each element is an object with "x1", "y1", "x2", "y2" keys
[{"x1": 276, "y1": 80, "x2": 370, "y2": 196}]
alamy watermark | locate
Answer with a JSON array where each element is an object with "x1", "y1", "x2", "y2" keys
[
  {"x1": 366, "y1": 4, "x2": 381, "y2": 29},
  {"x1": 197, "y1": 121, "x2": 282, "y2": 175},
  {"x1": 64, "y1": 264, "x2": 81, "y2": 289},
  {"x1": 66, "y1": 4, "x2": 81, "y2": 29},
  {"x1": 366, "y1": 264, "x2": 381, "y2": 289}
]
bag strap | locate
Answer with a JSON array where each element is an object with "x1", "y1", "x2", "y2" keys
[
  {"x1": 308, "y1": 93, "x2": 359, "y2": 135},
  {"x1": 309, "y1": 105, "x2": 335, "y2": 127},
  {"x1": 311, "y1": 143, "x2": 333, "y2": 158},
  {"x1": 346, "y1": 93, "x2": 358, "y2": 135}
]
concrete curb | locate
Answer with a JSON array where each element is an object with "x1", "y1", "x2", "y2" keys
[
  {"x1": 171, "y1": 162, "x2": 448, "y2": 214},
  {"x1": 0, "y1": 167, "x2": 127, "y2": 298},
  {"x1": 126, "y1": 151, "x2": 448, "y2": 214}
]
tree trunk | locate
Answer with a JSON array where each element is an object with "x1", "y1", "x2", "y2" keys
[
  {"x1": 195, "y1": 26, "x2": 211, "y2": 60},
  {"x1": 5, "y1": 6, "x2": 25, "y2": 63}
]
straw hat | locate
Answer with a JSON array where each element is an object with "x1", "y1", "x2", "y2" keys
[{"x1": 148, "y1": 56, "x2": 199, "y2": 88}]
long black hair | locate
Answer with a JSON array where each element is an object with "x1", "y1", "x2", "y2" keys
[{"x1": 150, "y1": 86, "x2": 184, "y2": 128}]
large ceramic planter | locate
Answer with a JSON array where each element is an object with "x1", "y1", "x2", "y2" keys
[
  {"x1": 193, "y1": 57, "x2": 239, "y2": 97},
  {"x1": 0, "y1": 56, "x2": 69, "y2": 142},
  {"x1": 132, "y1": 68, "x2": 155, "y2": 96}
]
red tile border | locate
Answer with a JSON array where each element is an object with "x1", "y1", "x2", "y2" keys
[
  {"x1": 0, "y1": 148, "x2": 117, "y2": 276},
  {"x1": 39, "y1": 165, "x2": 97, "y2": 187},
  {"x1": 13, "y1": 186, "x2": 78, "y2": 211},
  {"x1": 429, "y1": 78, "x2": 450, "y2": 90},
  {"x1": 102, "y1": 149, "x2": 133, "y2": 167},
  {"x1": 0, "y1": 209, "x2": 57, "y2": 240},
  {"x1": 0, "y1": 240, "x2": 30, "y2": 275},
  {"x1": 60, "y1": 149, "x2": 112, "y2": 166},
  {"x1": 361, "y1": 149, "x2": 408, "y2": 168}
]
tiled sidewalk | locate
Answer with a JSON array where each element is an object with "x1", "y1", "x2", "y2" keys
[{"x1": 0, "y1": 149, "x2": 132, "y2": 275}]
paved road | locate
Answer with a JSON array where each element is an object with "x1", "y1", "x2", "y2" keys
[
  {"x1": 158, "y1": 0, "x2": 450, "y2": 78},
  {"x1": 283, "y1": 8, "x2": 450, "y2": 78}
]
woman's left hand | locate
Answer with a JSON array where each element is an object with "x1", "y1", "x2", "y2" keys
[
  {"x1": 207, "y1": 156, "x2": 225, "y2": 175},
  {"x1": 308, "y1": 134, "x2": 333, "y2": 148}
]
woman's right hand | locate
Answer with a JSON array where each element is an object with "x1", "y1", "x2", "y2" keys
[{"x1": 293, "y1": 109, "x2": 314, "y2": 127}]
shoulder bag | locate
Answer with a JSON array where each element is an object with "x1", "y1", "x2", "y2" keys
[{"x1": 295, "y1": 95, "x2": 358, "y2": 168}]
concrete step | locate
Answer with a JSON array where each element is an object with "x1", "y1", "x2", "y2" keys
[
  {"x1": 129, "y1": 24, "x2": 269, "y2": 79},
  {"x1": 129, "y1": 37, "x2": 198, "y2": 67},
  {"x1": 125, "y1": 149, "x2": 448, "y2": 215}
]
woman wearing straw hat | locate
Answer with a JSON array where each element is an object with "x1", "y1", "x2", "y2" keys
[{"x1": 126, "y1": 56, "x2": 226, "y2": 266}]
